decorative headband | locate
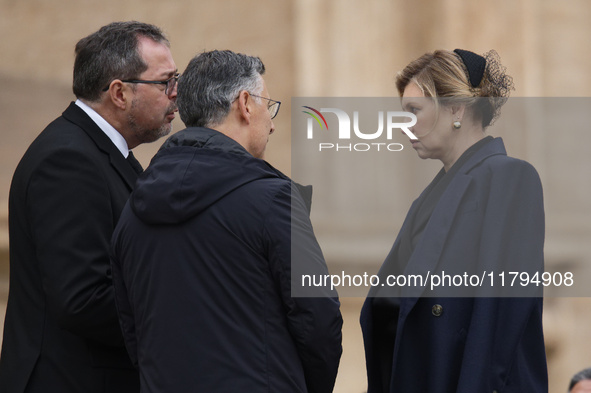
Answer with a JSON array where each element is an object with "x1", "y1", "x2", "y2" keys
[{"x1": 453, "y1": 49, "x2": 486, "y2": 88}]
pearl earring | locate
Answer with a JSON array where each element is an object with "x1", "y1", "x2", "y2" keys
[{"x1": 453, "y1": 120, "x2": 461, "y2": 129}]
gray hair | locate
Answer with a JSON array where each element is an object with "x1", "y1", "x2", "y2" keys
[
  {"x1": 73, "y1": 21, "x2": 169, "y2": 102},
  {"x1": 177, "y1": 50, "x2": 265, "y2": 128},
  {"x1": 569, "y1": 368, "x2": 591, "y2": 391}
]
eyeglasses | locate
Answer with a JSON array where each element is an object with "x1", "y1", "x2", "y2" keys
[
  {"x1": 102, "y1": 73, "x2": 180, "y2": 95},
  {"x1": 250, "y1": 94, "x2": 281, "y2": 119}
]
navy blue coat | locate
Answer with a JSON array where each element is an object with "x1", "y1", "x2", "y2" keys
[
  {"x1": 111, "y1": 127, "x2": 343, "y2": 393},
  {"x1": 360, "y1": 138, "x2": 547, "y2": 393}
]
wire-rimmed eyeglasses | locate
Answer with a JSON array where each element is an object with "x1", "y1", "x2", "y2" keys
[
  {"x1": 250, "y1": 94, "x2": 281, "y2": 119},
  {"x1": 102, "y1": 73, "x2": 180, "y2": 96}
]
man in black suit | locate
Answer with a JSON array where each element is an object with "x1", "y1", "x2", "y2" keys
[{"x1": 0, "y1": 21, "x2": 178, "y2": 393}]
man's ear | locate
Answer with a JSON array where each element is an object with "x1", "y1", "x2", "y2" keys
[
  {"x1": 236, "y1": 90, "x2": 252, "y2": 125},
  {"x1": 106, "y1": 80, "x2": 129, "y2": 110}
]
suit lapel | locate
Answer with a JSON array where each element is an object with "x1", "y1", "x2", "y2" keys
[
  {"x1": 108, "y1": 149, "x2": 141, "y2": 190},
  {"x1": 62, "y1": 102, "x2": 139, "y2": 189}
]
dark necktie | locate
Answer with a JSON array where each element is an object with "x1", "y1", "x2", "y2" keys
[{"x1": 127, "y1": 150, "x2": 143, "y2": 174}]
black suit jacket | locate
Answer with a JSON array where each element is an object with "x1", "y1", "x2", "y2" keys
[{"x1": 0, "y1": 102, "x2": 141, "y2": 393}]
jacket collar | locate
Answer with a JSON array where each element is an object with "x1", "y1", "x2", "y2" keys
[
  {"x1": 62, "y1": 102, "x2": 139, "y2": 189},
  {"x1": 159, "y1": 127, "x2": 251, "y2": 157},
  {"x1": 160, "y1": 127, "x2": 315, "y2": 213},
  {"x1": 457, "y1": 137, "x2": 506, "y2": 175}
]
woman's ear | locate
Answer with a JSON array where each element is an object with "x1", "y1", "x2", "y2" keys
[{"x1": 450, "y1": 104, "x2": 466, "y2": 121}]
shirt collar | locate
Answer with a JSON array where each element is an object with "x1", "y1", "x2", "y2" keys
[{"x1": 75, "y1": 99, "x2": 130, "y2": 158}]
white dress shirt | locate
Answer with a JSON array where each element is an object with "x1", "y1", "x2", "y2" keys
[{"x1": 75, "y1": 99, "x2": 130, "y2": 158}]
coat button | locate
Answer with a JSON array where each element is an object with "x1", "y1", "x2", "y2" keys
[{"x1": 432, "y1": 304, "x2": 443, "y2": 317}]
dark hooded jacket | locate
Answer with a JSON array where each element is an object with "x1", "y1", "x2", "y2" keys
[{"x1": 111, "y1": 127, "x2": 343, "y2": 393}]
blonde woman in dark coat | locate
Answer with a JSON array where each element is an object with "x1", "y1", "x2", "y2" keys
[{"x1": 360, "y1": 49, "x2": 547, "y2": 393}]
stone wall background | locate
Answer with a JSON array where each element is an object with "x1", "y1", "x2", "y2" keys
[{"x1": 1, "y1": 1, "x2": 590, "y2": 392}]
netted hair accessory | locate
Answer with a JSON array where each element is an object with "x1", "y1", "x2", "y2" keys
[
  {"x1": 481, "y1": 50, "x2": 514, "y2": 99},
  {"x1": 454, "y1": 49, "x2": 514, "y2": 127},
  {"x1": 480, "y1": 50, "x2": 514, "y2": 126}
]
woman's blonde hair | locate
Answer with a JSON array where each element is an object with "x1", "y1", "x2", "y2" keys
[{"x1": 395, "y1": 49, "x2": 514, "y2": 128}]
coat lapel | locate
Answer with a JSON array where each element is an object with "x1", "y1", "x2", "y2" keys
[
  {"x1": 62, "y1": 102, "x2": 139, "y2": 189},
  {"x1": 399, "y1": 174, "x2": 473, "y2": 300},
  {"x1": 367, "y1": 197, "x2": 420, "y2": 298},
  {"x1": 398, "y1": 138, "x2": 507, "y2": 306}
]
